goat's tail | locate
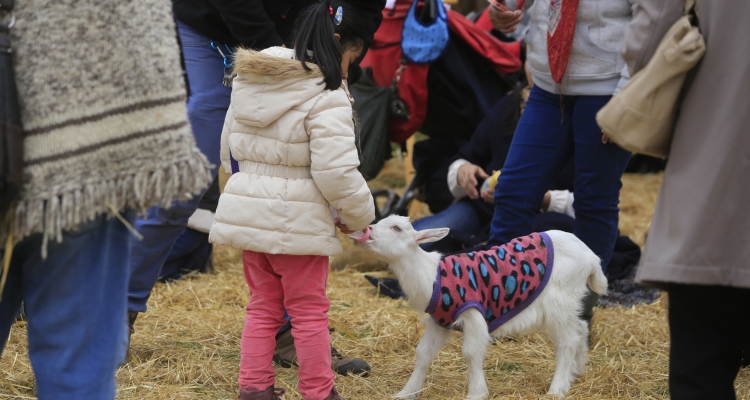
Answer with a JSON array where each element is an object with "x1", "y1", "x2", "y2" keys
[{"x1": 587, "y1": 255, "x2": 608, "y2": 295}]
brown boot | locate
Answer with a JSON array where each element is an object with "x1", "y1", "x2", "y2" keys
[
  {"x1": 323, "y1": 386, "x2": 344, "y2": 400},
  {"x1": 238, "y1": 386, "x2": 285, "y2": 400},
  {"x1": 272, "y1": 328, "x2": 297, "y2": 368},
  {"x1": 272, "y1": 329, "x2": 371, "y2": 376},
  {"x1": 125, "y1": 311, "x2": 138, "y2": 363}
]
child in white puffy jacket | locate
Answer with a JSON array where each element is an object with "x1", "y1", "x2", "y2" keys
[{"x1": 208, "y1": 1, "x2": 375, "y2": 399}]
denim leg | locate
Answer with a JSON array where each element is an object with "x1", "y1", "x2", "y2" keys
[
  {"x1": 0, "y1": 250, "x2": 24, "y2": 355},
  {"x1": 179, "y1": 21, "x2": 231, "y2": 170},
  {"x1": 570, "y1": 96, "x2": 631, "y2": 271},
  {"x1": 129, "y1": 205, "x2": 198, "y2": 312},
  {"x1": 412, "y1": 200, "x2": 484, "y2": 253},
  {"x1": 4, "y1": 213, "x2": 134, "y2": 400},
  {"x1": 277, "y1": 311, "x2": 292, "y2": 336},
  {"x1": 160, "y1": 228, "x2": 212, "y2": 281},
  {"x1": 127, "y1": 21, "x2": 231, "y2": 313},
  {"x1": 488, "y1": 86, "x2": 576, "y2": 247}
]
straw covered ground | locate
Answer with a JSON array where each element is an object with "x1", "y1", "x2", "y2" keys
[{"x1": 2, "y1": 164, "x2": 749, "y2": 399}]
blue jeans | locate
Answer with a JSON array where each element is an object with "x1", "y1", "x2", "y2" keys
[
  {"x1": 488, "y1": 86, "x2": 631, "y2": 272},
  {"x1": 159, "y1": 228, "x2": 212, "y2": 281},
  {"x1": 128, "y1": 21, "x2": 230, "y2": 312},
  {"x1": 0, "y1": 212, "x2": 134, "y2": 400},
  {"x1": 412, "y1": 200, "x2": 484, "y2": 253}
]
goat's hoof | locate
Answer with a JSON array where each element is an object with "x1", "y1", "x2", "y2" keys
[
  {"x1": 465, "y1": 392, "x2": 489, "y2": 400},
  {"x1": 546, "y1": 388, "x2": 567, "y2": 397},
  {"x1": 394, "y1": 390, "x2": 419, "y2": 399}
]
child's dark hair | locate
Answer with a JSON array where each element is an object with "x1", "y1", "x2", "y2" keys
[{"x1": 294, "y1": 0, "x2": 366, "y2": 90}]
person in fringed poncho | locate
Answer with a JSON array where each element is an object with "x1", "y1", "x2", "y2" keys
[{"x1": 0, "y1": 1, "x2": 213, "y2": 399}]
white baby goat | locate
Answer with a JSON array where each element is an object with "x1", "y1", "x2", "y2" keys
[{"x1": 360, "y1": 215, "x2": 607, "y2": 398}]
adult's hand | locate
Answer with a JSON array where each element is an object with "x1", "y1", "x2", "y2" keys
[
  {"x1": 488, "y1": 2, "x2": 523, "y2": 33},
  {"x1": 458, "y1": 163, "x2": 489, "y2": 200}
]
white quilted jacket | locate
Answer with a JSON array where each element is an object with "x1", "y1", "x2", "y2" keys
[{"x1": 209, "y1": 47, "x2": 375, "y2": 256}]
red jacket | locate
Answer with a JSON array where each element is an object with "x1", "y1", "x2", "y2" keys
[{"x1": 360, "y1": 1, "x2": 522, "y2": 142}]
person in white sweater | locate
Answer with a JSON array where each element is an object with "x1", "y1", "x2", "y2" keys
[
  {"x1": 487, "y1": 0, "x2": 634, "y2": 327},
  {"x1": 209, "y1": 2, "x2": 375, "y2": 399},
  {"x1": 410, "y1": 92, "x2": 576, "y2": 255}
]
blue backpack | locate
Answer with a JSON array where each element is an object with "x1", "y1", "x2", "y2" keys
[{"x1": 401, "y1": 0, "x2": 450, "y2": 64}]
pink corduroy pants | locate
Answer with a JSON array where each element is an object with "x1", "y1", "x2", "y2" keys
[{"x1": 239, "y1": 250, "x2": 334, "y2": 400}]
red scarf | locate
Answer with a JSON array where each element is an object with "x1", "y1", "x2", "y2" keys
[{"x1": 546, "y1": 0, "x2": 579, "y2": 84}]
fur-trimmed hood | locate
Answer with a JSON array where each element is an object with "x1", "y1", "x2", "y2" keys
[
  {"x1": 230, "y1": 47, "x2": 337, "y2": 128},
  {"x1": 233, "y1": 47, "x2": 323, "y2": 80}
]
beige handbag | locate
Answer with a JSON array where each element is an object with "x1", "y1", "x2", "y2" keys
[{"x1": 595, "y1": 0, "x2": 704, "y2": 158}]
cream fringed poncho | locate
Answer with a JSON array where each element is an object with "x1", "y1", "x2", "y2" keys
[{"x1": 5, "y1": 0, "x2": 213, "y2": 254}]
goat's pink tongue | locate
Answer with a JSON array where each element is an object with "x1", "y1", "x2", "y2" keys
[{"x1": 349, "y1": 227, "x2": 371, "y2": 243}]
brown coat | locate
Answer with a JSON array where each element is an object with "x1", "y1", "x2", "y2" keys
[{"x1": 622, "y1": 0, "x2": 750, "y2": 288}]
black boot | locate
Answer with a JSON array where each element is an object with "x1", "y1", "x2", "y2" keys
[
  {"x1": 125, "y1": 311, "x2": 138, "y2": 363},
  {"x1": 580, "y1": 288, "x2": 600, "y2": 345}
]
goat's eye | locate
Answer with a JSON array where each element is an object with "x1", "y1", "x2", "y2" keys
[{"x1": 392, "y1": 226, "x2": 402, "y2": 232}]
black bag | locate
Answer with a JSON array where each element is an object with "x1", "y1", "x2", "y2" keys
[
  {"x1": 350, "y1": 68, "x2": 400, "y2": 181},
  {"x1": 0, "y1": 2, "x2": 22, "y2": 215}
]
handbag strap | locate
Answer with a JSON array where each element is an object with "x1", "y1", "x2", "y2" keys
[
  {"x1": 684, "y1": 0, "x2": 697, "y2": 15},
  {"x1": 684, "y1": 0, "x2": 700, "y2": 27}
]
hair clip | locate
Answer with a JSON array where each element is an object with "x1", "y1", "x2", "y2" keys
[
  {"x1": 334, "y1": 6, "x2": 343, "y2": 25},
  {"x1": 328, "y1": 5, "x2": 333, "y2": 15}
]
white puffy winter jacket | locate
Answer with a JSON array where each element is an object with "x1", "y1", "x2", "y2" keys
[{"x1": 209, "y1": 47, "x2": 375, "y2": 256}]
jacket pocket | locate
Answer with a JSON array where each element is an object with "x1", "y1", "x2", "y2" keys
[{"x1": 574, "y1": 24, "x2": 619, "y2": 65}]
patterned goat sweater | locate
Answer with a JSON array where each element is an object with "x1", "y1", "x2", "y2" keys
[{"x1": 425, "y1": 232, "x2": 554, "y2": 331}]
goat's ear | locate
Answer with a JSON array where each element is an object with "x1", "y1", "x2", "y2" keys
[{"x1": 415, "y1": 228, "x2": 450, "y2": 244}]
